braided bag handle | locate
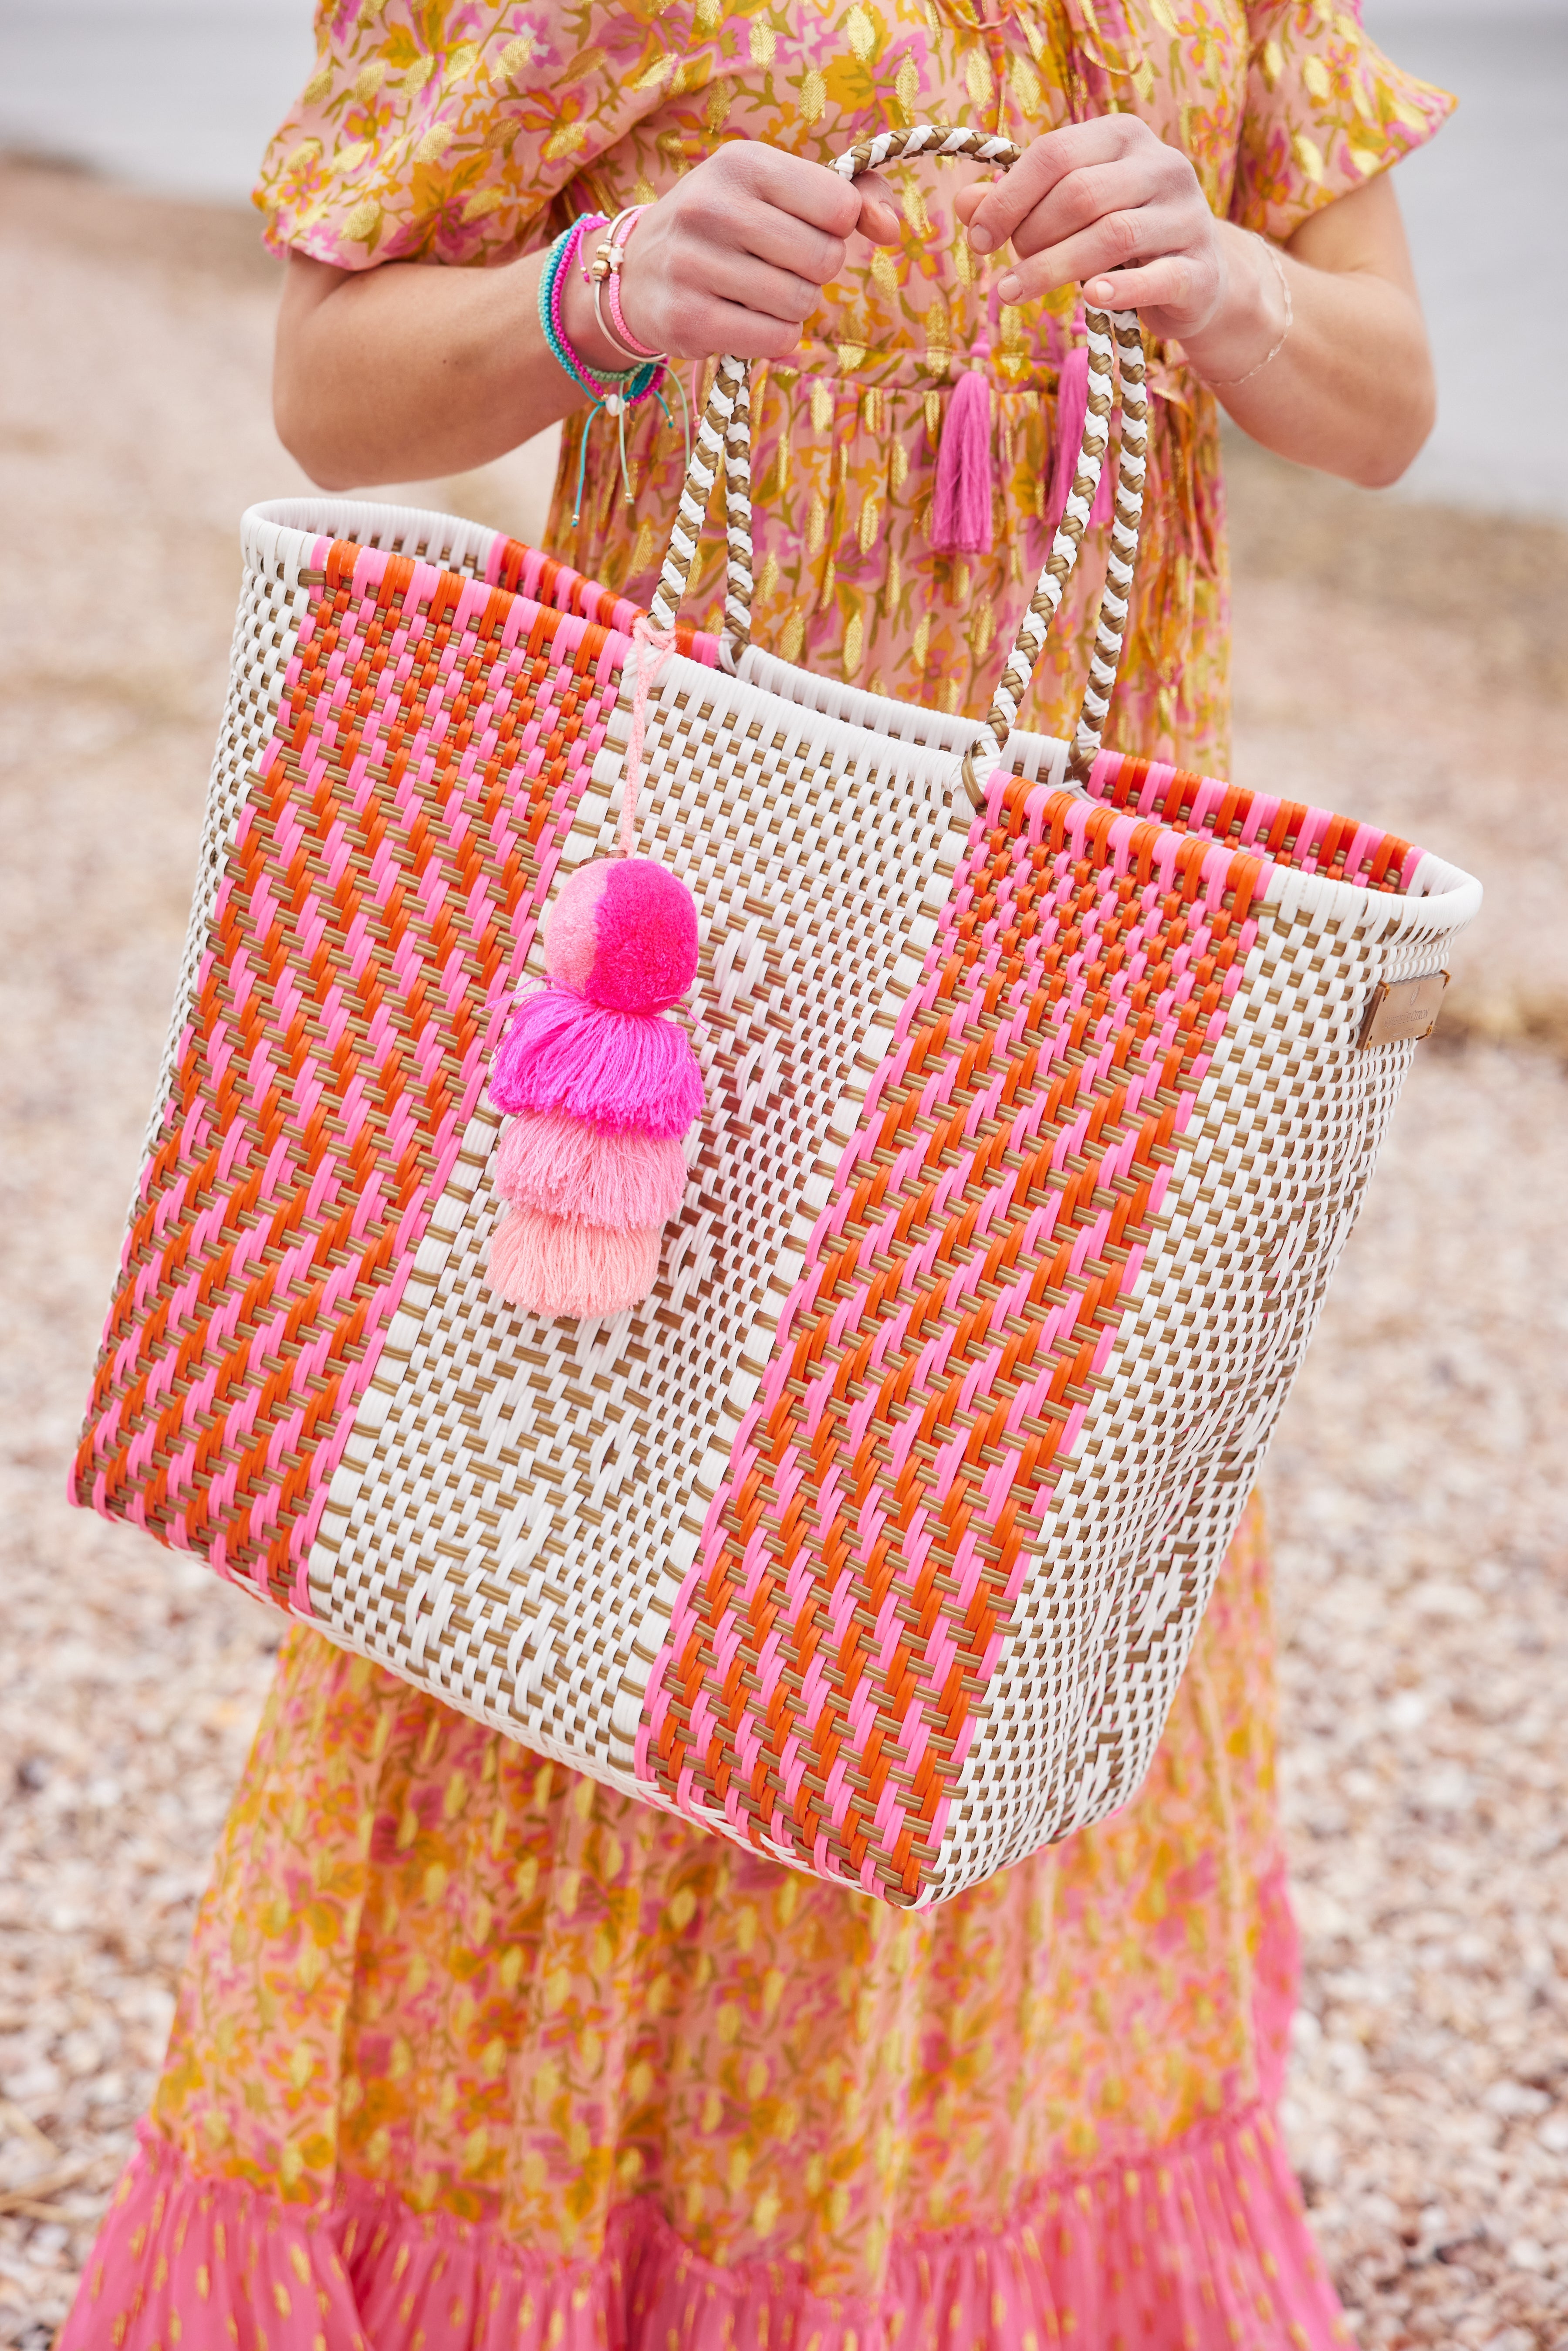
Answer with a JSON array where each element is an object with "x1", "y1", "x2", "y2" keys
[{"x1": 647, "y1": 125, "x2": 1149, "y2": 807}]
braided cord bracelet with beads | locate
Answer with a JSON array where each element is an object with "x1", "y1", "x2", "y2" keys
[
  {"x1": 591, "y1": 206, "x2": 665, "y2": 365},
  {"x1": 537, "y1": 218, "x2": 660, "y2": 413}
]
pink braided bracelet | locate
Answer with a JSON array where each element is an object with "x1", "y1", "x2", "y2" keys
[{"x1": 590, "y1": 206, "x2": 664, "y2": 364}]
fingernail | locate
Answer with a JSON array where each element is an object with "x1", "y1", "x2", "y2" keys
[
  {"x1": 968, "y1": 227, "x2": 993, "y2": 255},
  {"x1": 998, "y1": 272, "x2": 1021, "y2": 304}
]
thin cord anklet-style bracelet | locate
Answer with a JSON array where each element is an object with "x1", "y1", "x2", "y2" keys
[
  {"x1": 590, "y1": 207, "x2": 664, "y2": 364},
  {"x1": 586, "y1": 206, "x2": 691, "y2": 476},
  {"x1": 1206, "y1": 233, "x2": 1294, "y2": 388}
]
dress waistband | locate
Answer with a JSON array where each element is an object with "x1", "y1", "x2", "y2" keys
[{"x1": 738, "y1": 335, "x2": 1199, "y2": 407}]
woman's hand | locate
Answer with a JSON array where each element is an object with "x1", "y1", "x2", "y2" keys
[
  {"x1": 952, "y1": 116, "x2": 1434, "y2": 490},
  {"x1": 275, "y1": 142, "x2": 899, "y2": 490},
  {"x1": 563, "y1": 142, "x2": 900, "y2": 372},
  {"x1": 274, "y1": 122, "x2": 1433, "y2": 496},
  {"x1": 954, "y1": 116, "x2": 1227, "y2": 343}
]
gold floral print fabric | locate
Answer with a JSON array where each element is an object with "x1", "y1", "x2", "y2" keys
[
  {"x1": 255, "y1": 0, "x2": 1451, "y2": 771},
  {"x1": 134, "y1": 0, "x2": 1452, "y2": 2319},
  {"x1": 154, "y1": 1504, "x2": 1294, "y2": 2299}
]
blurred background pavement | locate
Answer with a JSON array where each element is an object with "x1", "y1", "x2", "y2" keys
[{"x1": 1, "y1": 6, "x2": 1567, "y2": 2348}]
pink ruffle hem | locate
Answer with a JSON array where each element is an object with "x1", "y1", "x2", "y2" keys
[{"x1": 62, "y1": 2107, "x2": 1348, "y2": 2350}]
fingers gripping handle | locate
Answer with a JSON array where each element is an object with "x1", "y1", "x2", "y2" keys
[
  {"x1": 646, "y1": 125, "x2": 1149, "y2": 812},
  {"x1": 648, "y1": 128, "x2": 1022, "y2": 643}
]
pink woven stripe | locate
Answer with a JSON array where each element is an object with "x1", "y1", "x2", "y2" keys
[
  {"x1": 78, "y1": 539, "x2": 657, "y2": 1603},
  {"x1": 644, "y1": 770, "x2": 1268, "y2": 1897}
]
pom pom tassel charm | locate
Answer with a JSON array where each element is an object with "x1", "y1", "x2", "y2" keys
[
  {"x1": 487, "y1": 620, "x2": 705, "y2": 1321},
  {"x1": 487, "y1": 844, "x2": 704, "y2": 1319}
]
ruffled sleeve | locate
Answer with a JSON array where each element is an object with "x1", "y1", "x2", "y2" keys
[
  {"x1": 253, "y1": 0, "x2": 673, "y2": 269},
  {"x1": 1231, "y1": 1, "x2": 1455, "y2": 244}
]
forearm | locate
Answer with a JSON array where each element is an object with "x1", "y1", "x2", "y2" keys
[
  {"x1": 273, "y1": 151, "x2": 897, "y2": 493},
  {"x1": 963, "y1": 130, "x2": 1436, "y2": 497},
  {"x1": 1179, "y1": 210, "x2": 1434, "y2": 490},
  {"x1": 274, "y1": 248, "x2": 602, "y2": 491}
]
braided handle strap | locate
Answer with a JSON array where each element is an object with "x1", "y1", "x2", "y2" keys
[
  {"x1": 646, "y1": 125, "x2": 1149, "y2": 808},
  {"x1": 967, "y1": 307, "x2": 1146, "y2": 796}
]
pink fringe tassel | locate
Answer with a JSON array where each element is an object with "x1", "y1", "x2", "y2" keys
[
  {"x1": 490, "y1": 1204, "x2": 662, "y2": 1319},
  {"x1": 1046, "y1": 344, "x2": 1115, "y2": 532},
  {"x1": 496, "y1": 1110, "x2": 687, "y2": 1229},
  {"x1": 930, "y1": 365, "x2": 994, "y2": 554},
  {"x1": 489, "y1": 986, "x2": 704, "y2": 1140},
  {"x1": 63, "y1": 2106, "x2": 1349, "y2": 2351}
]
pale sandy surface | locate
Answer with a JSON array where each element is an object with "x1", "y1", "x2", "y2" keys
[{"x1": 1, "y1": 160, "x2": 1565, "y2": 2349}]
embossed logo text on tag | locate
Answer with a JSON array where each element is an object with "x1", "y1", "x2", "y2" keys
[{"x1": 1359, "y1": 969, "x2": 1450, "y2": 1048}]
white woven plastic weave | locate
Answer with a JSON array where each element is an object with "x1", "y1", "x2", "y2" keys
[{"x1": 77, "y1": 124, "x2": 1481, "y2": 1909}]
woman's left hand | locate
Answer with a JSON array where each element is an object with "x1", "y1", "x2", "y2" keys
[{"x1": 954, "y1": 115, "x2": 1226, "y2": 343}]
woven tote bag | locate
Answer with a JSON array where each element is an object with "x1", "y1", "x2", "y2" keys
[{"x1": 76, "y1": 126, "x2": 1480, "y2": 1908}]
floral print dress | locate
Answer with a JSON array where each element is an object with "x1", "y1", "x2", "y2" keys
[{"x1": 63, "y1": 5, "x2": 1449, "y2": 2346}]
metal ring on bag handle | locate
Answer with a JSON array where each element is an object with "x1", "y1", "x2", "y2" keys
[{"x1": 645, "y1": 124, "x2": 1149, "y2": 811}]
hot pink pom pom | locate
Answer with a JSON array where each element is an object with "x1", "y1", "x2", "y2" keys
[
  {"x1": 489, "y1": 1204, "x2": 663, "y2": 1319},
  {"x1": 487, "y1": 860, "x2": 704, "y2": 1322},
  {"x1": 544, "y1": 857, "x2": 700, "y2": 1015},
  {"x1": 496, "y1": 1110, "x2": 687, "y2": 1228},
  {"x1": 489, "y1": 985, "x2": 703, "y2": 1139}
]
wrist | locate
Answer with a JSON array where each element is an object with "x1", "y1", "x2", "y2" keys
[
  {"x1": 1179, "y1": 223, "x2": 1288, "y2": 387},
  {"x1": 559, "y1": 260, "x2": 625, "y2": 379}
]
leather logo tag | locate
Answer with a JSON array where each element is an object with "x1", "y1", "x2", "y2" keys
[{"x1": 1358, "y1": 968, "x2": 1450, "y2": 1048}]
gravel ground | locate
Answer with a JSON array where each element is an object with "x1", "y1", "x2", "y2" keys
[{"x1": 1, "y1": 160, "x2": 1564, "y2": 2349}]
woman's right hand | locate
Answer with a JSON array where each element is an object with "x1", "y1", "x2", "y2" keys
[
  {"x1": 274, "y1": 142, "x2": 899, "y2": 490},
  {"x1": 560, "y1": 142, "x2": 900, "y2": 372}
]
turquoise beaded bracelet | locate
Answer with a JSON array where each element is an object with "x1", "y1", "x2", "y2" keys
[{"x1": 536, "y1": 216, "x2": 682, "y2": 521}]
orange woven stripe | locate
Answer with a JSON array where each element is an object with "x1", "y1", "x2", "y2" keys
[
  {"x1": 74, "y1": 543, "x2": 613, "y2": 1598},
  {"x1": 650, "y1": 778, "x2": 1265, "y2": 1898}
]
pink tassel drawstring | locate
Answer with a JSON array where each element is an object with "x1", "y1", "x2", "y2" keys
[
  {"x1": 931, "y1": 364, "x2": 994, "y2": 554},
  {"x1": 1046, "y1": 343, "x2": 1116, "y2": 532},
  {"x1": 932, "y1": 274, "x2": 1000, "y2": 557}
]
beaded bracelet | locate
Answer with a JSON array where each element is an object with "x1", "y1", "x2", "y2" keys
[
  {"x1": 536, "y1": 218, "x2": 678, "y2": 520},
  {"x1": 590, "y1": 206, "x2": 665, "y2": 365}
]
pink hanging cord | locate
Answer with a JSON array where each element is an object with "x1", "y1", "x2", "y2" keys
[
  {"x1": 931, "y1": 276, "x2": 999, "y2": 556},
  {"x1": 1047, "y1": 335, "x2": 1116, "y2": 533},
  {"x1": 621, "y1": 614, "x2": 676, "y2": 854}
]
